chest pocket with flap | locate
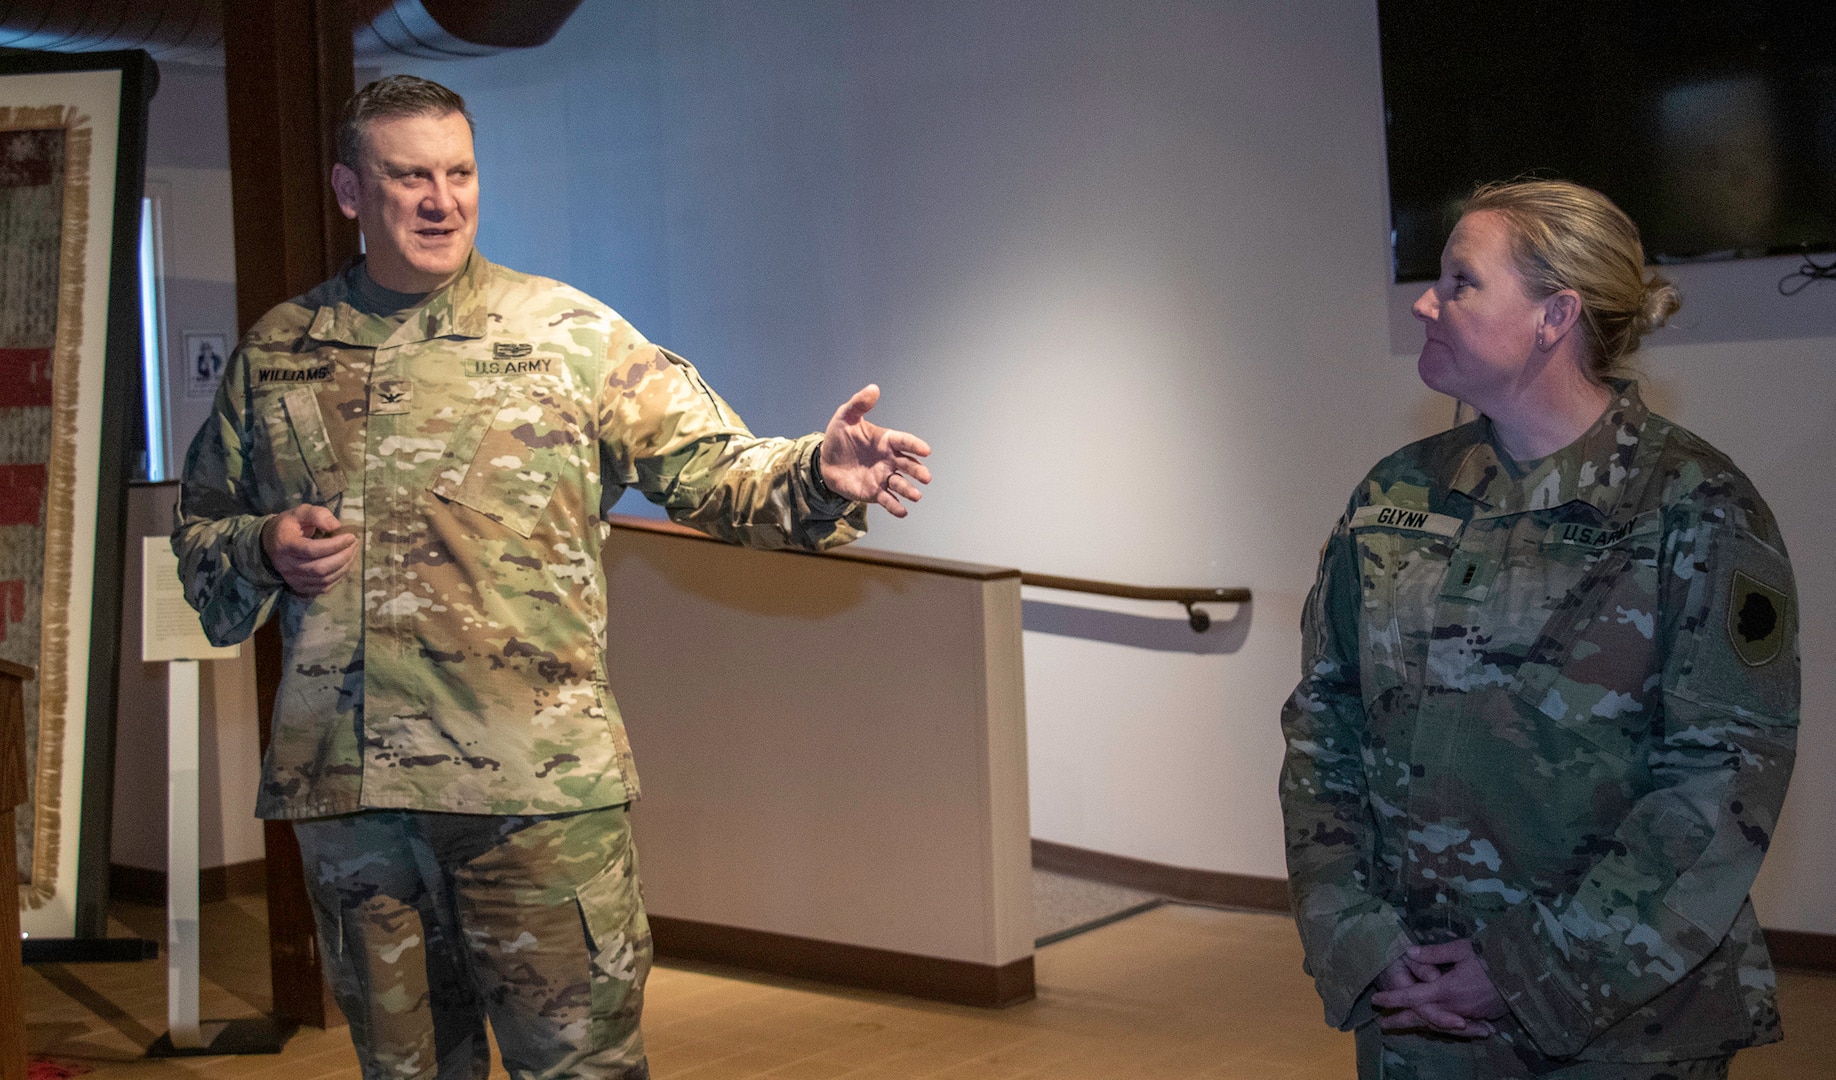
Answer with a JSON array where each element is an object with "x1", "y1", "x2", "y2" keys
[
  {"x1": 428, "y1": 385, "x2": 573, "y2": 538},
  {"x1": 1507, "y1": 515, "x2": 1665, "y2": 760}
]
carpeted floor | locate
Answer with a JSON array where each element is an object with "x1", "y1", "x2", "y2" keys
[{"x1": 1032, "y1": 867, "x2": 1162, "y2": 945}]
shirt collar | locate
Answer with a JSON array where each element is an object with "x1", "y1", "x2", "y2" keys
[
  {"x1": 1448, "y1": 380, "x2": 1649, "y2": 523},
  {"x1": 306, "y1": 250, "x2": 493, "y2": 348}
]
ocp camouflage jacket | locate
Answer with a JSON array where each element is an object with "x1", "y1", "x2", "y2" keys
[
  {"x1": 1280, "y1": 382, "x2": 1798, "y2": 1062},
  {"x1": 173, "y1": 253, "x2": 864, "y2": 819}
]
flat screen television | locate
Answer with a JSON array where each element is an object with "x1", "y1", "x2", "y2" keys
[{"x1": 1379, "y1": 0, "x2": 1836, "y2": 282}]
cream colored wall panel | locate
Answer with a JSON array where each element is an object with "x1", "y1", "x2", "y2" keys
[{"x1": 604, "y1": 522, "x2": 1031, "y2": 967}]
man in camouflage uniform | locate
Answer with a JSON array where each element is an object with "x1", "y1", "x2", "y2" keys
[
  {"x1": 1281, "y1": 381, "x2": 1798, "y2": 1078},
  {"x1": 173, "y1": 76, "x2": 931, "y2": 1080}
]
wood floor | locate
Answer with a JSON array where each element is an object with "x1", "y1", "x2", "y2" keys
[{"x1": 24, "y1": 895, "x2": 1836, "y2": 1078}]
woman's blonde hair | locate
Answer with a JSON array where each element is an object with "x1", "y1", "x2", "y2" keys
[{"x1": 1463, "y1": 179, "x2": 1680, "y2": 380}]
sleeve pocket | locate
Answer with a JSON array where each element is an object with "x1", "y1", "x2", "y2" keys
[
  {"x1": 254, "y1": 387, "x2": 347, "y2": 510},
  {"x1": 1669, "y1": 531, "x2": 1799, "y2": 726}
]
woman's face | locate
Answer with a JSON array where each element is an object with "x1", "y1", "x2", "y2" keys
[{"x1": 1412, "y1": 211, "x2": 1547, "y2": 409}]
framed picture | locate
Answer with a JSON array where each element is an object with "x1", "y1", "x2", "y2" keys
[
  {"x1": 2, "y1": 50, "x2": 154, "y2": 940},
  {"x1": 182, "y1": 331, "x2": 229, "y2": 402}
]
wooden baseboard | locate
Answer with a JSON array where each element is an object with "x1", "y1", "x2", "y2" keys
[
  {"x1": 109, "y1": 858, "x2": 268, "y2": 907},
  {"x1": 1763, "y1": 927, "x2": 1836, "y2": 974},
  {"x1": 1031, "y1": 839, "x2": 1290, "y2": 912},
  {"x1": 649, "y1": 915, "x2": 1034, "y2": 1008},
  {"x1": 1032, "y1": 840, "x2": 1836, "y2": 975}
]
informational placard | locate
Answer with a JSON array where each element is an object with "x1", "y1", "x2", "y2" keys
[
  {"x1": 182, "y1": 331, "x2": 228, "y2": 401},
  {"x1": 142, "y1": 537, "x2": 239, "y2": 663}
]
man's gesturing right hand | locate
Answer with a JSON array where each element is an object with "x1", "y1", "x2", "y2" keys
[{"x1": 262, "y1": 504, "x2": 357, "y2": 597}]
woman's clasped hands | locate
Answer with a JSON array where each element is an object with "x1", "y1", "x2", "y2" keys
[{"x1": 1371, "y1": 939, "x2": 1509, "y2": 1038}]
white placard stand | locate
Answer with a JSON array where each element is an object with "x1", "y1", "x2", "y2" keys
[
  {"x1": 164, "y1": 655, "x2": 218, "y2": 1049},
  {"x1": 140, "y1": 538, "x2": 288, "y2": 1057}
]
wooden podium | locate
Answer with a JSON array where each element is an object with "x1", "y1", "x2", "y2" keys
[{"x1": 2, "y1": 658, "x2": 34, "y2": 1080}]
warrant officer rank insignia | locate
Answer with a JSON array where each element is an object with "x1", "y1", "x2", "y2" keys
[{"x1": 1729, "y1": 569, "x2": 1788, "y2": 667}]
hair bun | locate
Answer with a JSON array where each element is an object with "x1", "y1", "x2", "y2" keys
[{"x1": 1636, "y1": 277, "x2": 1681, "y2": 337}]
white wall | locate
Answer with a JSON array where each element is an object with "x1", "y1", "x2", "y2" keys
[
  {"x1": 145, "y1": 61, "x2": 240, "y2": 471},
  {"x1": 381, "y1": 0, "x2": 1835, "y2": 935}
]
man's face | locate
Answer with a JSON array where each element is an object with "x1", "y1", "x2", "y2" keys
[{"x1": 332, "y1": 110, "x2": 479, "y2": 293}]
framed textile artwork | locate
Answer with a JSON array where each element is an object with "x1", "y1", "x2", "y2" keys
[{"x1": 2, "y1": 51, "x2": 152, "y2": 940}]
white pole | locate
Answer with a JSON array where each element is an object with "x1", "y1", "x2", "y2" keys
[
  {"x1": 166, "y1": 658, "x2": 203, "y2": 1049},
  {"x1": 145, "y1": 537, "x2": 245, "y2": 1057}
]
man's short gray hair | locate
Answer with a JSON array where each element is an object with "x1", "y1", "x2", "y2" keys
[{"x1": 336, "y1": 75, "x2": 476, "y2": 169}]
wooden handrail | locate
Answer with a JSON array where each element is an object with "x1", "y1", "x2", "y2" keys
[
  {"x1": 1019, "y1": 573, "x2": 1250, "y2": 605},
  {"x1": 606, "y1": 514, "x2": 1020, "y2": 582},
  {"x1": 605, "y1": 514, "x2": 1249, "y2": 631},
  {"x1": 1019, "y1": 573, "x2": 1250, "y2": 632}
]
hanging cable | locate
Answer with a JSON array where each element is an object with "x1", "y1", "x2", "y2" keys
[{"x1": 1778, "y1": 253, "x2": 1836, "y2": 297}]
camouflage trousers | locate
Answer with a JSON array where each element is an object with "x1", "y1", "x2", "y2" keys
[
  {"x1": 293, "y1": 805, "x2": 652, "y2": 1080},
  {"x1": 1355, "y1": 1024, "x2": 1731, "y2": 1079}
]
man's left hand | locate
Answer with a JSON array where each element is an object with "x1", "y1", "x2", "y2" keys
[
  {"x1": 1371, "y1": 940, "x2": 1507, "y2": 1036},
  {"x1": 820, "y1": 384, "x2": 932, "y2": 517}
]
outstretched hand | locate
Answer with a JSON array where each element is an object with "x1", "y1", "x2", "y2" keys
[
  {"x1": 819, "y1": 384, "x2": 932, "y2": 518},
  {"x1": 262, "y1": 503, "x2": 357, "y2": 597},
  {"x1": 1372, "y1": 940, "x2": 1506, "y2": 1038}
]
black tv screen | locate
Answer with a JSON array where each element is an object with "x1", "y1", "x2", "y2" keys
[{"x1": 1379, "y1": 0, "x2": 1836, "y2": 282}]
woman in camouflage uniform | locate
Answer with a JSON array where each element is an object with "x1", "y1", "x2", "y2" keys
[{"x1": 1280, "y1": 180, "x2": 1799, "y2": 1079}]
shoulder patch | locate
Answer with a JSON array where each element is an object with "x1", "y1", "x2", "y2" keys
[
  {"x1": 1350, "y1": 504, "x2": 1463, "y2": 538},
  {"x1": 1729, "y1": 569, "x2": 1788, "y2": 667}
]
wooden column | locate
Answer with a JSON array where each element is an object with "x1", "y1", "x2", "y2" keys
[
  {"x1": 220, "y1": 0, "x2": 360, "y2": 1031},
  {"x1": 2, "y1": 659, "x2": 35, "y2": 1080}
]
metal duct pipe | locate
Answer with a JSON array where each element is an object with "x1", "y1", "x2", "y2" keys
[
  {"x1": 0, "y1": 0, "x2": 583, "y2": 62},
  {"x1": 0, "y1": 0, "x2": 222, "y2": 61},
  {"x1": 354, "y1": 0, "x2": 584, "y2": 59}
]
